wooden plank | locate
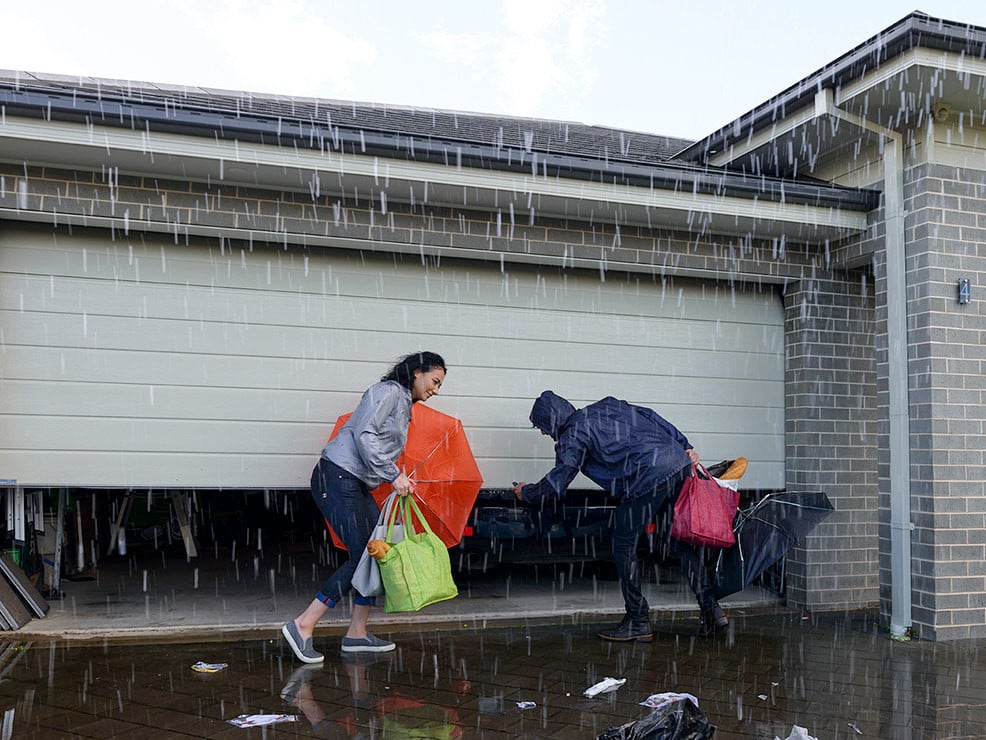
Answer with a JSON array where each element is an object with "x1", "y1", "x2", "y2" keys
[
  {"x1": 0, "y1": 553, "x2": 48, "y2": 618},
  {"x1": 52, "y1": 489, "x2": 65, "y2": 596},
  {"x1": 0, "y1": 573, "x2": 32, "y2": 630},
  {"x1": 106, "y1": 492, "x2": 133, "y2": 556},
  {"x1": 170, "y1": 493, "x2": 198, "y2": 558}
]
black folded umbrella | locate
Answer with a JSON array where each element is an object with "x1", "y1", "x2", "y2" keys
[{"x1": 712, "y1": 491, "x2": 834, "y2": 600}]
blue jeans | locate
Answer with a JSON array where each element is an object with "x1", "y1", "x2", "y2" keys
[
  {"x1": 310, "y1": 457, "x2": 379, "y2": 607},
  {"x1": 612, "y1": 466, "x2": 716, "y2": 620}
]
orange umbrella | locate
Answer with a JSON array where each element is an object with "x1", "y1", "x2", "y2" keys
[{"x1": 325, "y1": 403, "x2": 483, "y2": 548}]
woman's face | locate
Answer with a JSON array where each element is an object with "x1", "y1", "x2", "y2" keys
[{"x1": 411, "y1": 367, "x2": 445, "y2": 402}]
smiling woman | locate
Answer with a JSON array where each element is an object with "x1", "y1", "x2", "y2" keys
[{"x1": 281, "y1": 352, "x2": 447, "y2": 663}]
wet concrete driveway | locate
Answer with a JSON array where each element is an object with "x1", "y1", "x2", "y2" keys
[{"x1": 3, "y1": 608, "x2": 986, "y2": 738}]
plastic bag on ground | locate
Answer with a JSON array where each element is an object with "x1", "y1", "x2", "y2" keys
[
  {"x1": 596, "y1": 698, "x2": 715, "y2": 740},
  {"x1": 775, "y1": 727, "x2": 818, "y2": 740},
  {"x1": 639, "y1": 692, "x2": 699, "y2": 709}
]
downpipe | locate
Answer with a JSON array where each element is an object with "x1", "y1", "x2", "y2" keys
[{"x1": 815, "y1": 90, "x2": 913, "y2": 639}]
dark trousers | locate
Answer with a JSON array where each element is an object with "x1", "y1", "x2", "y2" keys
[
  {"x1": 612, "y1": 466, "x2": 717, "y2": 621},
  {"x1": 310, "y1": 457, "x2": 380, "y2": 607}
]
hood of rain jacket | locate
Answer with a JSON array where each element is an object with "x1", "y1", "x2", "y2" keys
[
  {"x1": 530, "y1": 390, "x2": 576, "y2": 439},
  {"x1": 521, "y1": 395, "x2": 692, "y2": 505}
]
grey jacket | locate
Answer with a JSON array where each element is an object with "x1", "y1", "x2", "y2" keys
[{"x1": 322, "y1": 380, "x2": 412, "y2": 488}]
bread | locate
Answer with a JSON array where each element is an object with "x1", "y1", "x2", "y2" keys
[{"x1": 718, "y1": 457, "x2": 748, "y2": 480}]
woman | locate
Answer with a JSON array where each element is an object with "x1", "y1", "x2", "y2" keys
[{"x1": 282, "y1": 351, "x2": 447, "y2": 662}]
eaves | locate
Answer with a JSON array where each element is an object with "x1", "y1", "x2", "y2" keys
[
  {"x1": 677, "y1": 11, "x2": 986, "y2": 165},
  {"x1": 0, "y1": 85, "x2": 876, "y2": 244}
]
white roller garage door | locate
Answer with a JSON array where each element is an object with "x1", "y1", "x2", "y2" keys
[{"x1": 0, "y1": 224, "x2": 784, "y2": 491}]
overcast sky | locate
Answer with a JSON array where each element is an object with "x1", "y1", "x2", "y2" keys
[{"x1": 4, "y1": 1, "x2": 986, "y2": 140}]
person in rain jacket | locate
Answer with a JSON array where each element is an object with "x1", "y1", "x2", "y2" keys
[
  {"x1": 513, "y1": 391, "x2": 729, "y2": 641},
  {"x1": 282, "y1": 351, "x2": 447, "y2": 663}
]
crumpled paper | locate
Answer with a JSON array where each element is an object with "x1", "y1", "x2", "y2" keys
[
  {"x1": 227, "y1": 714, "x2": 297, "y2": 727},
  {"x1": 191, "y1": 661, "x2": 228, "y2": 673},
  {"x1": 584, "y1": 677, "x2": 626, "y2": 698}
]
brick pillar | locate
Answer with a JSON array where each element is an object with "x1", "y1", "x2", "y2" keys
[
  {"x1": 783, "y1": 275, "x2": 878, "y2": 609},
  {"x1": 884, "y1": 163, "x2": 986, "y2": 640}
]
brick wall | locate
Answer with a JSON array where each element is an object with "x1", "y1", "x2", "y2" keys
[
  {"x1": 889, "y1": 163, "x2": 986, "y2": 640},
  {"x1": 783, "y1": 275, "x2": 879, "y2": 609}
]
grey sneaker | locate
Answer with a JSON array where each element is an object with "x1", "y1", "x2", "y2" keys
[
  {"x1": 340, "y1": 632, "x2": 396, "y2": 653},
  {"x1": 282, "y1": 621, "x2": 324, "y2": 664}
]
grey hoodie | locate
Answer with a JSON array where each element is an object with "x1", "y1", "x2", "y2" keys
[{"x1": 322, "y1": 380, "x2": 412, "y2": 487}]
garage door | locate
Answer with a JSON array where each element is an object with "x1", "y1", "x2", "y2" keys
[{"x1": 0, "y1": 224, "x2": 784, "y2": 490}]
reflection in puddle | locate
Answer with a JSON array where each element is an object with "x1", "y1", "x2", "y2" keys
[{"x1": 3, "y1": 610, "x2": 986, "y2": 738}]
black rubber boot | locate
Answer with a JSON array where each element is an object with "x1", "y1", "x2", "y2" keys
[
  {"x1": 597, "y1": 614, "x2": 654, "y2": 642},
  {"x1": 699, "y1": 603, "x2": 729, "y2": 636}
]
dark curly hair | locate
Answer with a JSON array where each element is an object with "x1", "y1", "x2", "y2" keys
[{"x1": 381, "y1": 352, "x2": 447, "y2": 390}]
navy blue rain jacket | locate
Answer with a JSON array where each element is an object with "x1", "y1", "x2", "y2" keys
[{"x1": 520, "y1": 391, "x2": 692, "y2": 505}]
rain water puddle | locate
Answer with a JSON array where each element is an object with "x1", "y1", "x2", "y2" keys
[{"x1": 3, "y1": 610, "x2": 985, "y2": 738}]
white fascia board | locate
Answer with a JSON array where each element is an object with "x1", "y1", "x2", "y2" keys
[
  {"x1": 707, "y1": 106, "x2": 818, "y2": 169},
  {"x1": 0, "y1": 115, "x2": 866, "y2": 235},
  {"x1": 836, "y1": 47, "x2": 986, "y2": 104}
]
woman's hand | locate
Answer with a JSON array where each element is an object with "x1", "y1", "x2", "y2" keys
[
  {"x1": 686, "y1": 449, "x2": 699, "y2": 464},
  {"x1": 392, "y1": 472, "x2": 415, "y2": 497},
  {"x1": 512, "y1": 482, "x2": 525, "y2": 501}
]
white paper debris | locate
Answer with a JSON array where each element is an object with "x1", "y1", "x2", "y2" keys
[
  {"x1": 191, "y1": 661, "x2": 228, "y2": 673},
  {"x1": 584, "y1": 677, "x2": 626, "y2": 698},
  {"x1": 227, "y1": 714, "x2": 298, "y2": 728}
]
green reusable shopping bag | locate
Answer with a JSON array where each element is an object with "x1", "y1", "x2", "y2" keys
[{"x1": 378, "y1": 495, "x2": 458, "y2": 613}]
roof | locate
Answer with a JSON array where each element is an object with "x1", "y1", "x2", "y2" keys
[
  {"x1": 676, "y1": 11, "x2": 986, "y2": 164},
  {"x1": 0, "y1": 70, "x2": 692, "y2": 164},
  {"x1": 0, "y1": 70, "x2": 877, "y2": 212}
]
